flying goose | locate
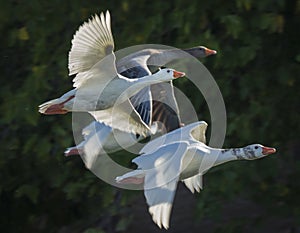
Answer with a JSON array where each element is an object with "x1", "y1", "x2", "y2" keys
[{"x1": 116, "y1": 121, "x2": 276, "y2": 229}]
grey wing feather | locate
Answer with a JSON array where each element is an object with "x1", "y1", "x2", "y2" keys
[
  {"x1": 151, "y1": 82, "x2": 181, "y2": 132},
  {"x1": 120, "y1": 66, "x2": 152, "y2": 126}
]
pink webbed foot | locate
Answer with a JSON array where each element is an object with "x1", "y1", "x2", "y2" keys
[
  {"x1": 44, "y1": 104, "x2": 68, "y2": 115},
  {"x1": 41, "y1": 95, "x2": 74, "y2": 115},
  {"x1": 64, "y1": 147, "x2": 82, "y2": 156}
]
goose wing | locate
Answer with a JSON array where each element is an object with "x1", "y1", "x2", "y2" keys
[
  {"x1": 130, "y1": 87, "x2": 152, "y2": 126},
  {"x1": 151, "y1": 81, "x2": 181, "y2": 132},
  {"x1": 118, "y1": 49, "x2": 184, "y2": 130},
  {"x1": 72, "y1": 53, "x2": 118, "y2": 100},
  {"x1": 89, "y1": 99, "x2": 151, "y2": 136},
  {"x1": 80, "y1": 121, "x2": 112, "y2": 169},
  {"x1": 69, "y1": 11, "x2": 114, "y2": 75},
  {"x1": 134, "y1": 142, "x2": 189, "y2": 229},
  {"x1": 182, "y1": 174, "x2": 203, "y2": 193},
  {"x1": 190, "y1": 121, "x2": 207, "y2": 143},
  {"x1": 182, "y1": 122, "x2": 208, "y2": 192},
  {"x1": 120, "y1": 65, "x2": 152, "y2": 126},
  {"x1": 140, "y1": 121, "x2": 208, "y2": 155}
]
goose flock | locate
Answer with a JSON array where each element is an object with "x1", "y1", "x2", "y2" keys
[{"x1": 39, "y1": 11, "x2": 276, "y2": 229}]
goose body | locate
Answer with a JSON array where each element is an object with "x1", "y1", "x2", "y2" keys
[
  {"x1": 39, "y1": 62, "x2": 184, "y2": 135},
  {"x1": 116, "y1": 121, "x2": 276, "y2": 229},
  {"x1": 39, "y1": 64, "x2": 183, "y2": 113}
]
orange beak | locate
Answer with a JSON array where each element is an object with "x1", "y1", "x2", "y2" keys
[
  {"x1": 173, "y1": 70, "x2": 185, "y2": 78},
  {"x1": 262, "y1": 146, "x2": 276, "y2": 155},
  {"x1": 205, "y1": 48, "x2": 217, "y2": 56}
]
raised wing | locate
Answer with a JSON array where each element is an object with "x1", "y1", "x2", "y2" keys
[
  {"x1": 69, "y1": 11, "x2": 114, "y2": 75},
  {"x1": 72, "y1": 53, "x2": 117, "y2": 90},
  {"x1": 190, "y1": 121, "x2": 207, "y2": 143}
]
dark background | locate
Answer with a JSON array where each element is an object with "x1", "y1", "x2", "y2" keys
[{"x1": 1, "y1": 0, "x2": 299, "y2": 232}]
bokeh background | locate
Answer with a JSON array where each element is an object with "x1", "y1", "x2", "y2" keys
[{"x1": 1, "y1": 0, "x2": 300, "y2": 232}]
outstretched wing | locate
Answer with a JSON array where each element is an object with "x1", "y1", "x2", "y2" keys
[{"x1": 69, "y1": 11, "x2": 114, "y2": 75}]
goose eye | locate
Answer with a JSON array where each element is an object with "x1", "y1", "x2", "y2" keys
[
  {"x1": 167, "y1": 70, "x2": 170, "y2": 73},
  {"x1": 254, "y1": 146, "x2": 258, "y2": 149}
]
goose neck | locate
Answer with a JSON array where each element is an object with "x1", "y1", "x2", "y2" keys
[
  {"x1": 134, "y1": 72, "x2": 164, "y2": 86},
  {"x1": 214, "y1": 148, "x2": 247, "y2": 166}
]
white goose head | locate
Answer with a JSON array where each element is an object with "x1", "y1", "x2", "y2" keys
[
  {"x1": 242, "y1": 144, "x2": 276, "y2": 160},
  {"x1": 151, "y1": 68, "x2": 185, "y2": 82}
]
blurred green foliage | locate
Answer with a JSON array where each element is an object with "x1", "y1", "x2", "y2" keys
[{"x1": 1, "y1": 0, "x2": 299, "y2": 232}]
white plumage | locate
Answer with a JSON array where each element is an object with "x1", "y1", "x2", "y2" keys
[
  {"x1": 116, "y1": 121, "x2": 276, "y2": 229},
  {"x1": 68, "y1": 11, "x2": 114, "y2": 75}
]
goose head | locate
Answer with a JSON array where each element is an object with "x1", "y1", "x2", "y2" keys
[
  {"x1": 152, "y1": 68, "x2": 185, "y2": 81},
  {"x1": 183, "y1": 46, "x2": 217, "y2": 58},
  {"x1": 242, "y1": 144, "x2": 276, "y2": 160}
]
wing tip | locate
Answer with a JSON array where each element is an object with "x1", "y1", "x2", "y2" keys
[
  {"x1": 68, "y1": 10, "x2": 114, "y2": 75},
  {"x1": 149, "y1": 204, "x2": 172, "y2": 230}
]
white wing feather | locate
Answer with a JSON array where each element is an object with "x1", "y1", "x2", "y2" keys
[
  {"x1": 80, "y1": 122, "x2": 112, "y2": 169},
  {"x1": 72, "y1": 53, "x2": 117, "y2": 89},
  {"x1": 140, "y1": 121, "x2": 208, "y2": 154},
  {"x1": 182, "y1": 174, "x2": 203, "y2": 193},
  {"x1": 69, "y1": 11, "x2": 114, "y2": 75},
  {"x1": 147, "y1": 193, "x2": 173, "y2": 229},
  {"x1": 89, "y1": 100, "x2": 151, "y2": 136},
  {"x1": 138, "y1": 142, "x2": 188, "y2": 229}
]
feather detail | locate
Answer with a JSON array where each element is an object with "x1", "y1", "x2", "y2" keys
[{"x1": 68, "y1": 11, "x2": 114, "y2": 75}]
